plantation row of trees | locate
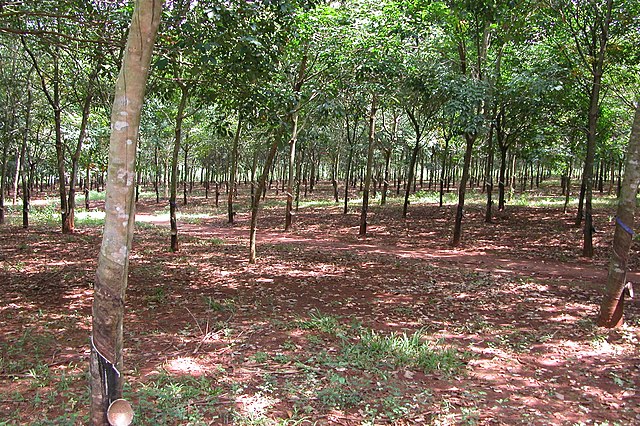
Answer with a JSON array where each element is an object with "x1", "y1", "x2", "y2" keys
[{"x1": 1, "y1": 0, "x2": 639, "y2": 252}]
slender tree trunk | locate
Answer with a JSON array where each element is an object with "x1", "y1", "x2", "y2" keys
[
  {"x1": 285, "y1": 113, "x2": 298, "y2": 231},
  {"x1": 403, "y1": 133, "x2": 421, "y2": 218},
  {"x1": 228, "y1": 112, "x2": 242, "y2": 224},
  {"x1": 170, "y1": 84, "x2": 189, "y2": 252},
  {"x1": 0, "y1": 135, "x2": 9, "y2": 225},
  {"x1": 65, "y1": 61, "x2": 100, "y2": 233},
  {"x1": 582, "y1": 0, "x2": 613, "y2": 257},
  {"x1": 11, "y1": 147, "x2": 20, "y2": 205},
  {"x1": 452, "y1": 133, "x2": 475, "y2": 246},
  {"x1": 343, "y1": 145, "x2": 354, "y2": 215},
  {"x1": 439, "y1": 136, "x2": 450, "y2": 207},
  {"x1": 154, "y1": 144, "x2": 160, "y2": 203},
  {"x1": 484, "y1": 124, "x2": 494, "y2": 222},
  {"x1": 331, "y1": 152, "x2": 339, "y2": 203},
  {"x1": 21, "y1": 149, "x2": 30, "y2": 228},
  {"x1": 597, "y1": 102, "x2": 640, "y2": 328},
  {"x1": 249, "y1": 129, "x2": 283, "y2": 263},
  {"x1": 90, "y1": 2, "x2": 161, "y2": 425},
  {"x1": 20, "y1": 74, "x2": 33, "y2": 228},
  {"x1": 381, "y1": 148, "x2": 391, "y2": 206},
  {"x1": 563, "y1": 162, "x2": 572, "y2": 214},
  {"x1": 359, "y1": 96, "x2": 377, "y2": 236},
  {"x1": 498, "y1": 146, "x2": 508, "y2": 211},
  {"x1": 285, "y1": 54, "x2": 308, "y2": 230}
]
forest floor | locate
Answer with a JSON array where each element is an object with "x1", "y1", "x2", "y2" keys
[{"x1": 0, "y1": 183, "x2": 639, "y2": 425}]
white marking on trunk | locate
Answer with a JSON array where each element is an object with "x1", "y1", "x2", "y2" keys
[{"x1": 114, "y1": 121, "x2": 129, "y2": 131}]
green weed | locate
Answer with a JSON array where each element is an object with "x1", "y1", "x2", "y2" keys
[
  {"x1": 343, "y1": 329, "x2": 461, "y2": 373},
  {"x1": 297, "y1": 310, "x2": 344, "y2": 336},
  {"x1": 131, "y1": 371, "x2": 222, "y2": 425}
]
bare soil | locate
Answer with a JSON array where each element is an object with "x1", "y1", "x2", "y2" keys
[{"x1": 0, "y1": 184, "x2": 639, "y2": 425}]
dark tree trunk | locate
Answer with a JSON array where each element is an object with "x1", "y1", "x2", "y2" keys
[
  {"x1": 563, "y1": 162, "x2": 573, "y2": 214},
  {"x1": 170, "y1": 84, "x2": 189, "y2": 252},
  {"x1": 582, "y1": 0, "x2": 612, "y2": 258},
  {"x1": 359, "y1": 95, "x2": 377, "y2": 236},
  {"x1": 228, "y1": 113, "x2": 242, "y2": 224},
  {"x1": 331, "y1": 152, "x2": 339, "y2": 203},
  {"x1": 403, "y1": 130, "x2": 421, "y2": 218},
  {"x1": 381, "y1": 148, "x2": 391, "y2": 206},
  {"x1": 64, "y1": 58, "x2": 101, "y2": 234},
  {"x1": 484, "y1": 124, "x2": 495, "y2": 222},
  {"x1": 344, "y1": 145, "x2": 354, "y2": 215},
  {"x1": 439, "y1": 136, "x2": 451, "y2": 207},
  {"x1": 249, "y1": 129, "x2": 283, "y2": 263},
  {"x1": 452, "y1": 133, "x2": 475, "y2": 246}
]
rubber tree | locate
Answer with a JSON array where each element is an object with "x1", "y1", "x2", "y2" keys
[
  {"x1": 448, "y1": 0, "x2": 493, "y2": 247},
  {"x1": 552, "y1": 0, "x2": 614, "y2": 257},
  {"x1": 402, "y1": 63, "x2": 447, "y2": 218},
  {"x1": 90, "y1": 1, "x2": 161, "y2": 424},
  {"x1": 359, "y1": 94, "x2": 378, "y2": 236},
  {"x1": 597, "y1": 101, "x2": 640, "y2": 328}
]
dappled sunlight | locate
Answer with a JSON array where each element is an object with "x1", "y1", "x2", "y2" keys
[
  {"x1": 235, "y1": 393, "x2": 280, "y2": 418},
  {"x1": 165, "y1": 356, "x2": 207, "y2": 376}
]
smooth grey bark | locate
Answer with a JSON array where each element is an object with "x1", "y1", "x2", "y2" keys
[{"x1": 90, "y1": 1, "x2": 161, "y2": 424}]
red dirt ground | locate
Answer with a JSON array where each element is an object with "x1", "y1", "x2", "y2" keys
[{"x1": 1, "y1": 185, "x2": 639, "y2": 425}]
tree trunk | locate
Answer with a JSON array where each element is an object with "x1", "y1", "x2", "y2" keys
[
  {"x1": 170, "y1": 84, "x2": 189, "y2": 252},
  {"x1": 597, "y1": 102, "x2": 640, "y2": 328},
  {"x1": 228, "y1": 112, "x2": 242, "y2": 224},
  {"x1": 154, "y1": 144, "x2": 160, "y2": 203},
  {"x1": 452, "y1": 133, "x2": 475, "y2": 246},
  {"x1": 331, "y1": 152, "x2": 339, "y2": 203},
  {"x1": 11, "y1": 147, "x2": 21, "y2": 205},
  {"x1": 285, "y1": 53, "x2": 308, "y2": 230},
  {"x1": 20, "y1": 74, "x2": 33, "y2": 228},
  {"x1": 403, "y1": 133, "x2": 421, "y2": 218},
  {"x1": 563, "y1": 162, "x2": 572, "y2": 214},
  {"x1": 498, "y1": 145, "x2": 508, "y2": 211},
  {"x1": 285, "y1": 113, "x2": 298, "y2": 231},
  {"x1": 182, "y1": 145, "x2": 189, "y2": 206},
  {"x1": 381, "y1": 148, "x2": 391, "y2": 206},
  {"x1": 65, "y1": 61, "x2": 100, "y2": 233},
  {"x1": 484, "y1": 124, "x2": 494, "y2": 222},
  {"x1": 582, "y1": 0, "x2": 613, "y2": 257},
  {"x1": 359, "y1": 96, "x2": 377, "y2": 236},
  {"x1": 343, "y1": 145, "x2": 354, "y2": 215},
  {"x1": 439, "y1": 136, "x2": 450, "y2": 207},
  {"x1": 0, "y1": 131, "x2": 9, "y2": 225},
  {"x1": 249, "y1": 129, "x2": 283, "y2": 263},
  {"x1": 90, "y1": 2, "x2": 160, "y2": 425}
]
